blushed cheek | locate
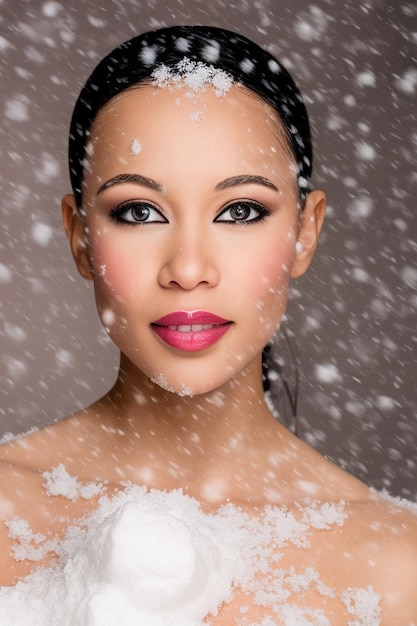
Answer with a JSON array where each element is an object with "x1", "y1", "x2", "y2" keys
[
  {"x1": 88, "y1": 228, "x2": 136, "y2": 289},
  {"x1": 87, "y1": 238, "x2": 142, "y2": 327},
  {"x1": 250, "y1": 242, "x2": 294, "y2": 333}
]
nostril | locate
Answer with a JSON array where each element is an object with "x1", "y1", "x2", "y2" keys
[{"x1": 158, "y1": 251, "x2": 220, "y2": 291}]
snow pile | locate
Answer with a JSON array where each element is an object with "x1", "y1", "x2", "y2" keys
[
  {"x1": 151, "y1": 57, "x2": 234, "y2": 96},
  {"x1": 1, "y1": 485, "x2": 253, "y2": 625},
  {"x1": 0, "y1": 469, "x2": 383, "y2": 625}
]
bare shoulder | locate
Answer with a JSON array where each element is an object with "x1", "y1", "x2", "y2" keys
[
  {"x1": 340, "y1": 493, "x2": 417, "y2": 622},
  {"x1": 0, "y1": 457, "x2": 48, "y2": 584},
  {"x1": 210, "y1": 491, "x2": 417, "y2": 625},
  {"x1": 0, "y1": 409, "x2": 95, "y2": 471},
  {"x1": 0, "y1": 416, "x2": 104, "y2": 586},
  {"x1": 312, "y1": 448, "x2": 417, "y2": 620},
  {"x1": 346, "y1": 491, "x2": 417, "y2": 551}
]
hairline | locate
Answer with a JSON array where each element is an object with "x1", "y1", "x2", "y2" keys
[{"x1": 80, "y1": 79, "x2": 304, "y2": 209}]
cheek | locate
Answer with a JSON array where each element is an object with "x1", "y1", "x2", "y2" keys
[
  {"x1": 247, "y1": 230, "x2": 295, "y2": 298},
  {"x1": 87, "y1": 230, "x2": 151, "y2": 319},
  {"x1": 244, "y1": 234, "x2": 295, "y2": 332}
]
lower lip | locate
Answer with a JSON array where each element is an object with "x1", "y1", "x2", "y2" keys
[{"x1": 151, "y1": 323, "x2": 232, "y2": 352}]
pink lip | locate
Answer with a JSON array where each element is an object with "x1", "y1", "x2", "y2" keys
[{"x1": 151, "y1": 310, "x2": 232, "y2": 352}]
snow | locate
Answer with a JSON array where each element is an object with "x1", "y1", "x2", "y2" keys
[
  {"x1": 42, "y1": 464, "x2": 105, "y2": 500},
  {"x1": 129, "y1": 138, "x2": 142, "y2": 155},
  {"x1": 87, "y1": 15, "x2": 106, "y2": 29},
  {"x1": 3, "y1": 322, "x2": 27, "y2": 342},
  {"x1": 34, "y1": 152, "x2": 60, "y2": 183},
  {"x1": 394, "y1": 68, "x2": 417, "y2": 95},
  {"x1": 31, "y1": 223, "x2": 53, "y2": 246},
  {"x1": 189, "y1": 110, "x2": 203, "y2": 121},
  {"x1": 5, "y1": 358, "x2": 28, "y2": 380},
  {"x1": 0, "y1": 263, "x2": 13, "y2": 283},
  {"x1": 293, "y1": 6, "x2": 330, "y2": 43},
  {"x1": 175, "y1": 37, "x2": 190, "y2": 53},
  {"x1": 348, "y1": 197, "x2": 374, "y2": 219},
  {"x1": 355, "y1": 141, "x2": 376, "y2": 161},
  {"x1": 201, "y1": 41, "x2": 220, "y2": 63},
  {"x1": 0, "y1": 474, "x2": 385, "y2": 625},
  {"x1": 267, "y1": 59, "x2": 280, "y2": 73},
  {"x1": 356, "y1": 71, "x2": 376, "y2": 88},
  {"x1": 400, "y1": 266, "x2": 417, "y2": 289},
  {"x1": 240, "y1": 58, "x2": 255, "y2": 73},
  {"x1": 341, "y1": 587, "x2": 381, "y2": 625},
  {"x1": 150, "y1": 373, "x2": 194, "y2": 397},
  {"x1": 41, "y1": 1, "x2": 62, "y2": 18},
  {"x1": 140, "y1": 45, "x2": 158, "y2": 66},
  {"x1": 151, "y1": 58, "x2": 233, "y2": 97},
  {"x1": 55, "y1": 348, "x2": 74, "y2": 369},
  {"x1": 101, "y1": 308, "x2": 115, "y2": 326},
  {"x1": 0, "y1": 35, "x2": 12, "y2": 51},
  {"x1": 314, "y1": 363, "x2": 342, "y2": 384},
  {"x1": 5, "y1": 96, "x2": 30, "y2": 122},
  {"x1": 1, "y1": 0, "x2": 416, "y2": 585}
]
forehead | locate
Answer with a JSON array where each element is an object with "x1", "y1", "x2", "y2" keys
[
  {"x1": 92, "y1": 82, "x2": 288, "y2": 148},
  {"x1": 84, "y1": 83, "x2": 296, "y2": 192}
]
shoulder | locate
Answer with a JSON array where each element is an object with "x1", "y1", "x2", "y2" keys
[
  {"x1": 0, "y1": 458, "x2": 46, "y2": 584},
  {"x1": 0, "y1": 416, "x2": 99, "y2": 586},
  {"x1": 345, "y1": 491, "x2": 417, "y2": 545},
  {"x1": 211, "y1": 492, "x2": 417, "y2": 624},
  {"x1": 0, "y1": 410, "x2": 92, "y2": 470},
  {"x1": 0, "y1": 452, "x2": 104, "y2": 586},
  {"x1": 342, "y1": 494, "x2": 417, "y2": 622}
]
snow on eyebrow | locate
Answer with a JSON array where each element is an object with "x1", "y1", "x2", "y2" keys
[{"x1": 151, "y1": 57, "x2": 234, "y2": 97}]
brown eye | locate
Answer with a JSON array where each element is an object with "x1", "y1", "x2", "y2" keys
[{"x1": 215, "y1": 201, "x2": 270, "y2": 224}]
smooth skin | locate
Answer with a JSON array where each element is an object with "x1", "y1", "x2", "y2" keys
[{"x1": 0, "y1": 84, "x2": 416, "y2": 623}]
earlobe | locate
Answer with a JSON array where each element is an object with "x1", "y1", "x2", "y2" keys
[
  {"x1": 290, "y1": 189, "x2": 326, "y2": 279},
  {"x1": 61, "y1": 194, "x2": 94, "y2": 280}
]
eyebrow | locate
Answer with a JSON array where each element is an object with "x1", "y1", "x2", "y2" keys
[
  {"x1": 96, "y1": 172, "x2": 279, "y2": 196},
  {"x1": 96, "y1": 173, "x2": 166, "y2": 195},
  {"x1": 215, "y1": 175, "x2": 279, "y2": 192}
]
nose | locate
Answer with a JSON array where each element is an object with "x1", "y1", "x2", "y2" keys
[{"x1": 158, "y1": 230, "x2": 220, "y2": 290}]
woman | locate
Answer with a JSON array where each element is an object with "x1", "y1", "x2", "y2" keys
[{"x1": 0, "y1": 25, "x2": 415, "y2": 624}]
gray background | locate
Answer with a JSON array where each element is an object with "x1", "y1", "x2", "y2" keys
[{"x1": 1, "y1": 0, "x2": 416, "y2": 499}]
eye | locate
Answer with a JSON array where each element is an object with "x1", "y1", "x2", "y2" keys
[
  {"x1": 214, "y1": 200, "x2": 271, "y2": 224},
  {"x1": 108, "y1": 201, "x2": 168, "y2": 225}
]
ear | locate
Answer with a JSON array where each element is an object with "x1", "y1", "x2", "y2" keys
[
  {"x1": 61, "y1": 194, "x2": 94, "y2": 280},
  {"x1": 290, "y1": 189, "x2": 326, "y2": 278}
]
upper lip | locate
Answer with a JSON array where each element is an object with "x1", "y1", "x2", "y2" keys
[{"x1": 152, "y1": 311, "x2": 231, "y2": 326}]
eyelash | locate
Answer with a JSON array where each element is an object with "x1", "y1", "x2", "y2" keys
[
  {"x1": 108, "y1": 201, "x2": 167, "y2": 225},
  {"x1": 108, "y1": 200, "x2": 271, "y2": 226},
  {"x1": 215, "y1": 200, "x2": 271, "y2": 225}
]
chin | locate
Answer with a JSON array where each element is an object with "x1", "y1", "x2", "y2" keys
[
  {"x1": 147, "y1": 367, "x2": 237, "y2": 399},
  {"x1": 149, "y1": 373, "x2": 196, "y2": 398}
]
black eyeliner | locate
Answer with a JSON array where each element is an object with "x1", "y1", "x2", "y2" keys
[
  {"x1": 108, "y1": 201, "x2": 167, "y2": 225},
  {"x1": 214, "y1": 200, "x2": 272, "y2": 225}
]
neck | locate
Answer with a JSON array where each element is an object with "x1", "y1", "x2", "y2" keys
[
  {"x1": 91, "y1": 353, "x2": 290, "y2": 505},
  {"x1": 105, "y1": 353, "x2": 274, "y2": 439}
]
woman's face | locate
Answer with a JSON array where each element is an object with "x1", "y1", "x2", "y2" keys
[{"x1": 64, "y1": 83, "x2": 324, "y2": 396}]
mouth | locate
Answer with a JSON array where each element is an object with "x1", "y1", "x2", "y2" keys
[
  {"x1": 162, "y1": 323, "x2": 225, "y2": 332},
  {"x1": 151, "y1": 311, "x2": 233, "y2": 352}
]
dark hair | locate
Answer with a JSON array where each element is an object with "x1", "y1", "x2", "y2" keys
[{"x1": 68, "y1": 25, "x2": 313, "y2": 208}]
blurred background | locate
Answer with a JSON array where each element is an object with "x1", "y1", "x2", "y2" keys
[{"x1": 1, "y1": 0, "x2": 416, "y2": 499}]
